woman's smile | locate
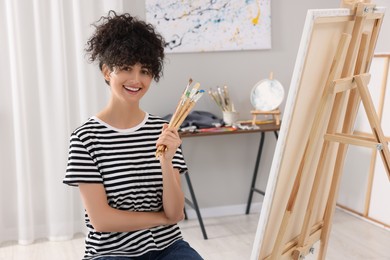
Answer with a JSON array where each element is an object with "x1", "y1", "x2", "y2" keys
[{"x1": 123, "y1": 85, "x2": 141, "y2": 93}]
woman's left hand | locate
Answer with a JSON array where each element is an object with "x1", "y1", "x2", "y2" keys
[{"x1": 156, "y1": 124, "x2": 182, "y2": 161}]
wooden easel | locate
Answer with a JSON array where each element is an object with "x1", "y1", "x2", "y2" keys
[
  {"x1": 268, "y1": 1, "x2": 389, "y2": 260},
  {"x1": 251, "y1": 109, "x2": 281, "y2": 126}
]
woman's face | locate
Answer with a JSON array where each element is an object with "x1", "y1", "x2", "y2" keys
[{"x1": 104, "y1": 63, "x2": 153, "y2": 106}]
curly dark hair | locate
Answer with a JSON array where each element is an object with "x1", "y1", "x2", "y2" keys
[{"x1": 85, "y1": 10, "x2": 165, "y2": 82}]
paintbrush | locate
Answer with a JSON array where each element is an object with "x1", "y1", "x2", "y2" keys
[
  {"x1": 223, "y1": 85, "x2": 233, "y2": 111},
  {"x1": 170, "y1": 78, "x2": 193, "y2": 125},
  {"x1": 155, "y1": 80, "x2": 204, "y2": 158},
  {"x1": 209, "y1": 86, "x2": 235, "y2": 112}
]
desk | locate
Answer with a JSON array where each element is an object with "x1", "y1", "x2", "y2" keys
[{"x1": 179, "y1": 122, "x2": 280, "y2": 239}]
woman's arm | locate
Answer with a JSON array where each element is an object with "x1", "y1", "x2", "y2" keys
[
  {"x1": 78, "y1": 183, "x2": 173, "y2": 232},
  {"x1": 157, "y1": 124, "x2": 185, "y2": 222},
  {"x1": 160, "y1": 160, "x2": 185, "y2": 222}
]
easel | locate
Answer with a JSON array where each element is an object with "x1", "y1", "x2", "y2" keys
[
  {"x1": 267, "y1": 1, "x2": 389, "y2": 260},
  {"x1": 251, "y1": 109, "x2": 281, "y2": 126}
]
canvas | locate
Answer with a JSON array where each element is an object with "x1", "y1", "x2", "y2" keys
[
  {"x1": 145, "y1": 0, "x2": 271, "y2": 53},
  {"x1": 251, "y1": 5, "x2": 386, "y2": 260}
]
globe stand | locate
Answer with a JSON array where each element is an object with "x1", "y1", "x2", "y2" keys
[{"x1": 251, "y1": 109, "x2": 281, "y2": 126}]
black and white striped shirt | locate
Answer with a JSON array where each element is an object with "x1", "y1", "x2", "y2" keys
[{"x1": 63, "y1": 114, "x2": 187, "y2": 259}]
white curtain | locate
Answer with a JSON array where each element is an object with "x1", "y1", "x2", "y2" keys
[{"x1": 0, "y1": 0, "x2": 124, "y2": 245}]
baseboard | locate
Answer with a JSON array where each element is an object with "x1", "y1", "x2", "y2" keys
[
  {"x1": 336, "y1": 206, "x2": 390, "y2": 231},
  {"x1": 184, "y1": 202, "x2": 263, "y2": 219}
]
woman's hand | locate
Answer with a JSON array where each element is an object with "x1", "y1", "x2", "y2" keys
[{"x1": 156, "y1": 124, "x2": 182, "y2": 161}]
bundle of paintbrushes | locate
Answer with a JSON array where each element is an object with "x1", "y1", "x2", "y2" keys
[
  {"x1": 208, "y1": 85, "x2": 235, "y2": 112},
  {"x1": 155, "y1": 78, "x2": 204, "y2": 158}
]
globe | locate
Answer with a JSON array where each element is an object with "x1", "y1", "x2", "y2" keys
[{"x1": 250, "y1": 77, "x2": 285, "y2": 111}]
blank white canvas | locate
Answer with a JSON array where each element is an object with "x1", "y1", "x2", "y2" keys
[{"x1": 369, "y1": 56, "x2": 390, "y2": 225}]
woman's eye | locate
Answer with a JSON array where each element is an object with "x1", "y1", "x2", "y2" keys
[{"x1": 142, "y1": 69, "x2": 151, "y2": 75}]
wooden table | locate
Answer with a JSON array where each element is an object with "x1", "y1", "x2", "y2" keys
[{"x1": 179, "y1": 122, "x2": 280, "y2": 239}]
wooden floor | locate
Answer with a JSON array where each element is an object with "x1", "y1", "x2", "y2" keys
[{"x1": 0, "y1": 208, "x2": 389, "y2": 259}]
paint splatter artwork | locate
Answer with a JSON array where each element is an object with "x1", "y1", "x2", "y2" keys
[{"x1": 145, "y1": 0, "x2": 271, "y2": 53}]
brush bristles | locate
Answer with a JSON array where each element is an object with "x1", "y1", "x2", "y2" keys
[
  {"x1": 208, "y1": 85, "x2": 234, "y2": 112},
  {"x1": 155, "y1": 79, "x2": 204, "y2": 159}
]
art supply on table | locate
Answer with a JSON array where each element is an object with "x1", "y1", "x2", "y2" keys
[
  {"x1": 250, "y1": 72, "x2": 283, "y2": 125},
  {"x1": 155, "y1": 78, "x2": 204, "y2": 158},
  {"x1": 222, "y1": 111, "x2": 239, "y2": 126},
  {"x1": 197, "y1": 126, "x2": 237, "y2": 133},
  {"x1": 208, "y1": 85, "x2": 238, "y2": 125}
]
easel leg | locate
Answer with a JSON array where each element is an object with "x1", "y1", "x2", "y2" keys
[
  {"x1": 355, "y1": 74, "x2": 390, "y2": 179},
  {"x1": 292, "y1": 148, "x2": 329, "y2": 258},
  {"x1": 319, "y1": 87, "x2": 362, "y2": 259},
  {"x1": 318, "y1": 81, "x2": 362, "y2": 258},
  {"x1": 318, "y1": 10, "x2": 376, "y2": 257},
  {"x1": 318, "y1": 13, "x2": 383, "y2": 255}
]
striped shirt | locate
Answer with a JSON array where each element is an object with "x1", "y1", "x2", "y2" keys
[{"x1": 63, "y1": 113, "x2": 187, "y2": 260}]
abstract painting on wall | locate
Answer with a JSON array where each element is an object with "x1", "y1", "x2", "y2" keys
[{"x1": 145, "y1": 0, "x2": 271, "y2": 53}]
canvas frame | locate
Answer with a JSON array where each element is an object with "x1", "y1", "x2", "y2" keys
[{"x1": 251, "y1": 5, "x2": 386, "y2": 260}]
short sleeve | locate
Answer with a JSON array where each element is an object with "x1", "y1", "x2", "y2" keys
[
  {"x1": 172, "y1": 145, "x2": 188, "y2": 174},
  {"x1": 63, "y1": 133, "x2": 103, "y2": 186}
]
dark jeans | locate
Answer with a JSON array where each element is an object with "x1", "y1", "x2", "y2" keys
[{"x1": 95, "y1": 239, "x2": 203, "y2": 260}]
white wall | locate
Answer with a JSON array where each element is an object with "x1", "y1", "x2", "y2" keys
[
  {"x1": 120, "y1": 0, "x2": 388, "y2": 210},
  {"x1": 375, "y1": 0, "x2": 390, "y2": 52}
]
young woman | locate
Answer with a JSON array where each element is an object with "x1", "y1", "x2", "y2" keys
[{"x1": 63, "y1": 11, "x2": 203, "y2": 260}]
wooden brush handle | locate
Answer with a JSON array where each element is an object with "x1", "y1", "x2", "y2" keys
[
  {"x1": 175, "y1": 102, "x2": 196, "y2": 127},
  {"x1": 170, "y1": 99, "x2": 191, "y2": 128},
  {"x1": 155, "y1": 144, "x2": 167, "y2": 158},
  {"x1": 155, "y1": 101, "x2": 195, "y2": 159}
]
